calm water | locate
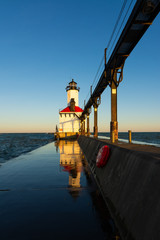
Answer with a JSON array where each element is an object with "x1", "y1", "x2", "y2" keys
[
  {"x1": 97, "y1": 132, "x2": 160, "y2": 146},
  {"x1": 0, "y1": 140, "x2": 120, "y2": 240},
  {"x1": 0, "y1": 133, "x2": 54, "y2": 162}
]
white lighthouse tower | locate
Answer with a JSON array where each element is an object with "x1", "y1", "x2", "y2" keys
[
  {"x1": 66, "y1": 79, "x2": 79, "y2": 107},
  {"x1": 58, "y1": 79, "x2": 83, "y2": 138}
]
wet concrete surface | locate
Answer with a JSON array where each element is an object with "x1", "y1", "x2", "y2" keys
[
  {"x1": 100, "y1": 139, "x2": 160, "y2": 157},
  {"x1": 0, "y1": 140, "x2": 120, "y2": 240}
]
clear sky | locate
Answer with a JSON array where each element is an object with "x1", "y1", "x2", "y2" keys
[{"x1": 0, "y1": 0, "x2": 160, "y2": 133}]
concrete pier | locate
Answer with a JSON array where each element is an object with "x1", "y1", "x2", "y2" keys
[
  {"x1": 0, "y1": 141, "x2": 120, "y2": 240},
  {"x1": 78, "y1": 135, "x2": 160, "y2": 240}
]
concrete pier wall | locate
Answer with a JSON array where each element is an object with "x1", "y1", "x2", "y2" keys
[{"x1": 78, "y1": 136, "x2": 160, "y2": 240}]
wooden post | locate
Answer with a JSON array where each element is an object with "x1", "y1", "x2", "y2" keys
[
  {"x1": 87, "y1": 113, "x2": 90, "y2": 136},
  {"x1": 83, "y1": 118, "x2": 86, "y2": 135},
  {"x1": 81, "y1": 120, "x2": 84, "y2": 135},
  {"x1": 128, "y1": 130, "x2": 132, "y2": 143},
  {"x1": 112, "y1": 131, "x2": 115, "y2": 143},
  {"x1": 110, "y1": 69, "x2": 118, "y2": 142},
  {"x1": 93, "y1": 99, "x2": 98, "y2": 138},
  {"x1": 80, "y1": 121, "x2": 82, "y2": 135}
]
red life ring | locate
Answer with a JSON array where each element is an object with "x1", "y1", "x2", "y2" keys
[{"x1": 96, "y1": 145, "x2": 110, "y2": 168}]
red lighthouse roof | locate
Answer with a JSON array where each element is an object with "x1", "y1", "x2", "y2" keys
[{"x1": 60, "y1": 106, "x2": 83, "y2": 113}]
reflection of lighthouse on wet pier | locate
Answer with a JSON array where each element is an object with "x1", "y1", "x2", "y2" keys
[{"x1": 58, "y1": 140, "x2": 82, "y2": 189}]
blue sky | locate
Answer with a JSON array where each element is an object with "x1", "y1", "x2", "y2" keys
[{"x1": 0, "y1": 0, "x2": 160, "y2": 133}]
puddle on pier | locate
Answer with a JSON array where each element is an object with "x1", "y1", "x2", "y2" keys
[{"x1": 0, "y1": 140, "x2": 121, "y2": 240}]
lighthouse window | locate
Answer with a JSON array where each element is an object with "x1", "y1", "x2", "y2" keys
[
  {"x1": 60, "y1": 114, "x2": 62, "y2": 118},
  {"x1": 65, "y1": 114, "x2": 66, "y2": 117},
  {"x1": 69, "y1": 114, "x2": 71, "y2": 117}
]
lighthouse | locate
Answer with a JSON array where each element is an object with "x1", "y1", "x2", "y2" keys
[{"x1": 58, "y1": 79, "x2": 83, "y2": 138}]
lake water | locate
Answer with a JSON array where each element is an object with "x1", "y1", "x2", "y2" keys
[
  {"x1": 0, "y1": 132, "x2": 159, "y2": 163},
  {"x1": 97, "y1": 132, "x2": 160, "y2": 146},
  {"x1": 0, "y1": 133, "x2": 54, "y2": 162}
]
